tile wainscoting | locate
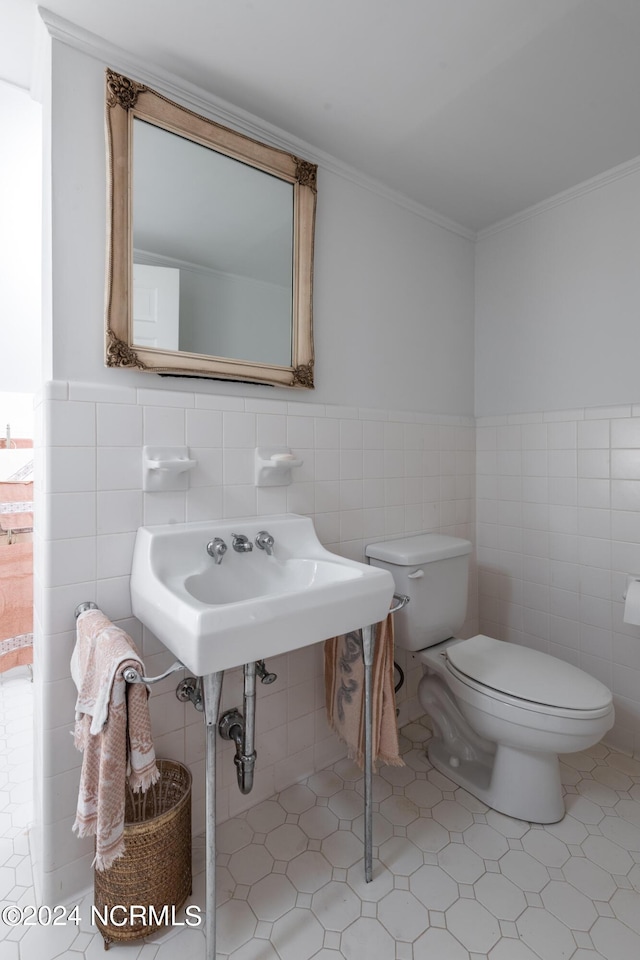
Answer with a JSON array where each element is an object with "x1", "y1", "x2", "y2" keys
[
  {"x1": 32, "y1": 380, "x2": 477, "y2": 900},
  {"x1": 34, "y1": 382, "x2": 640, "y2": 902},
  {"x1": 477, "y1": 404, "x2": 640, "y2": 758}
]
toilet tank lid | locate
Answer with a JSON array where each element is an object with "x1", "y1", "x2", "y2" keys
[{"x1": 366, "y1": 534, "x2": 472, "y2": 565}]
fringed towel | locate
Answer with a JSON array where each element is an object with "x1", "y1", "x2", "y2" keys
[
  {"x1": 71, "y1": 609, "x2": 159, "y2": 870},
  {"x1": 324, "y1": 613, "x2": 403, "y2": 769}
]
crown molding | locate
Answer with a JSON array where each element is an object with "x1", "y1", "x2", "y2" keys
[
  {"x1": 34, "y1": 8, "x2": 640, "y2": 246},
  {"x1": 477, "y1": 153, "x2": 640, "y2": 241},
  {"x1": 37, "y1": 7, "x2": 474, "y2": 242}
]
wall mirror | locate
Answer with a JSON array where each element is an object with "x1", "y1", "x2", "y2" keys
[{"x1": 105, "y1": 70, "x2": 317, "y2": 387}]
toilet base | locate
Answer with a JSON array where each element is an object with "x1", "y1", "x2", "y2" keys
[{"x1": 428, "y1": 738, "x2": 565, "y2": 824}]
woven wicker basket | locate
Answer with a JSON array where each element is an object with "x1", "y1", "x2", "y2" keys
[{"x1": 94, "y1": 759, "x2": 192, "y2": 949}]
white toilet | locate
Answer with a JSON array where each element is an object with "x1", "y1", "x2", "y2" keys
[{"x1": 366, "y1": 533, "x2": 614, "y2": 823}]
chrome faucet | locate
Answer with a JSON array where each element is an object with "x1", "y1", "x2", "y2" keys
[
  {"x1": 206, "y1": 538, "x2": 227, "y2": 564},
  {"x1": 231, "y1": 533, "x2": 253, "y2": 553},
  {"x1": 255, "y1": 530, "x2": 275, "y2": 556}
]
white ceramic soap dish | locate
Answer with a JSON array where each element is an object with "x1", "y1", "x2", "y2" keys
[
  {"x1": 255, "y1": 447, "x2": 303, "y2": 487},
  {"x1": 143, "y1": 446, "x2": 196, "y2": 492}
]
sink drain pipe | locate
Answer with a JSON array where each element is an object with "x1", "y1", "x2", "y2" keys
[{"x1": 218, "y1": 662, "x2": 257, "y2": 794}]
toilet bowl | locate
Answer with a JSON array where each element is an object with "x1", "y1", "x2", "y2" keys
[{"x1": 366, "y1": 534, "x2": 614, "y2": 823}]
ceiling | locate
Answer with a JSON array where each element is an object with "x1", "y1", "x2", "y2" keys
[{"x1": 2, "y1": 0, "x2": 640, "y2": 233}]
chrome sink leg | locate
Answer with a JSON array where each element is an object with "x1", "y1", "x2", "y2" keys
[
  {"x1": 203, "y1": 671, "x2": 223, "y2": 960},
  {"x1": 361, "y1": 622, "x2": 377, "y2": 883}
]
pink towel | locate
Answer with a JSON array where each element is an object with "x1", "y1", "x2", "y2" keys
[
  {"x1": 324, "y1": 613, "x2": 403, "y2": 770},
  {"x1": 71, "y1": 609, "x2": 159, "y2": 870}
]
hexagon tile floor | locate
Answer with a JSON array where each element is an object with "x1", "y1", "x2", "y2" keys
[{"x1": 3, "y1": 670, "x2": 640, "y2": 959}]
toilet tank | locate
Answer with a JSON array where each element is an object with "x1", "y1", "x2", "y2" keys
[{"x1": 366, "y1": 534, "x2": 472, "y2": 651}]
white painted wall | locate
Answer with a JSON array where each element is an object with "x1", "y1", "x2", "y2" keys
[
  {"x1": 475, "y1": 163, "x2": 640, "y2": 418},
  {"x1": 0, "y1": 80, "x2": 41, "y2": 393},
  {"x1": 314, "y1": 175, "x2": 475, "y2": 416},
  {"x1": 48, "y1": 42, "x2": 475, "y2": 415}
]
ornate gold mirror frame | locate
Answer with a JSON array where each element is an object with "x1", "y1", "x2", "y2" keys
[{"x1": 105, "y1": 70, "x2": 317, "y2": 387}]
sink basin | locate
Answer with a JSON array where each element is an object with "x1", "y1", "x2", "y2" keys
[
  {"x1": 185, "y1": 557, "x2": 360, "y2": 605},
  {"x1": 131, "y1": 514, "x2": 395, "y2": 675}
]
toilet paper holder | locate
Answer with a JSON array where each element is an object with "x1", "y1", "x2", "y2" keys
[
  {"x1": 622, "y1": 574, "x2": 640, "y2": 627},
  {"x1": 623, "y1": 574, "x2": 640, "y2": 599}
]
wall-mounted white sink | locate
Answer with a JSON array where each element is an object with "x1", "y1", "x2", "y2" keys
[{"x1": 131, "y1": 513, "x2": 395, "y2": 676}]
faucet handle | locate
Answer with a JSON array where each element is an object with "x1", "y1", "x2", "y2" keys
[
  {"x1": 255, "y1": 530, "x2": 275, "y2": 555},
  {"x1": 207, "y1": 537, "x2": 227, "y2": 563}
]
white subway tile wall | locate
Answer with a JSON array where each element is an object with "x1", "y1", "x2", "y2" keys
[
  {"x1": 477, "y1": 405, "x2": 640, "y2": 758},
  {"x1": 34, "y1": 381, "x2": 477, "y2": 900},
  {"x1": 36, "y1": 384, "x2": 640, "y2": 902}
]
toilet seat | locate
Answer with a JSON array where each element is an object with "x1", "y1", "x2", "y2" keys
[{"x1": 445, "y1": 635, "x2": 613, "y2": 717}]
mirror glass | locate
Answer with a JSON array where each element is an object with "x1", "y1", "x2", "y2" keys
[
  {"x1": 105, "y1": 71, "x2": 316, "y2": 388},
  {"x1": 132, "y1": 119, "x2": 294, "y2": 365}
]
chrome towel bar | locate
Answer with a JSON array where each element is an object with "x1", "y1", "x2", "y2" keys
[
  {"x1": 74, "y1": 601, "x2": 184, "y2": 685},
  {"x1": 74, "y1": 594, "x2": 409, "y2": 683},
  {"x1": 122, "y1": 662, "x2": 185, "y2": 685},
  {"x1": 74, "y1": 601, "x2": 99, "y2": 619}
]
